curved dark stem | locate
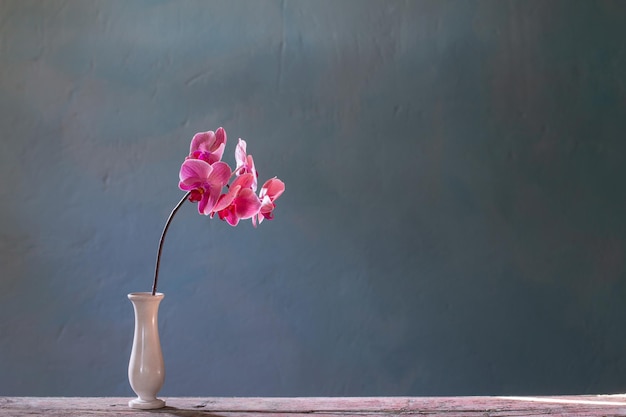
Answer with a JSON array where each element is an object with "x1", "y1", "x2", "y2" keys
[{"x1": 152, "y1": 191, "x2": 192, "y2": 295}]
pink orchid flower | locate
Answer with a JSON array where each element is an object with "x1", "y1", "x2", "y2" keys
[
  {"x1": 179, "y1": 159, "x2": 231, "y2": 215},
  {"x1": 211, "y1": 173, "x2": 261, "y2": 226},
  {"x1": 253, "y1": 177, "x2": 285, "y2": 227},
  {"x1": 235, "y1": 139, "x2": 258, "y2": 191},
  {"x1": 188, "y1": 127, "x2": 227, "y2": 165}
]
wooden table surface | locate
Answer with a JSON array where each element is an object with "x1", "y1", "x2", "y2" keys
[{"x1": 3, "y1": 395, "x2": 626, "y2": 416}]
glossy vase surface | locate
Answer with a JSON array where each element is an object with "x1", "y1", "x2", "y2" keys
[{"x1": 128, "y1": 292, "x2": 166, "y2": 409}]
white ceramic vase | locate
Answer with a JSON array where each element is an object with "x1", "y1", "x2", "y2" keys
[{"x1": 127, "y1": 292, "x2": 166, "y2": 409}]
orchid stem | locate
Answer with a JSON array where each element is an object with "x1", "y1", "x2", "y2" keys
[{"x1": 152, "y1": 191, "x2": 192, "y2": 296}]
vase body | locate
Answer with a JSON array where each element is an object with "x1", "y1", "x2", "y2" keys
[{"x1": 127, "y1": 292, "x2": 166, "y2": 409}]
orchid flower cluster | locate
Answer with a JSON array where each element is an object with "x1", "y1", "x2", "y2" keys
[
  {"x1": 179, "y1": 127, "x2": 285, "y2": 226},
  {"x1": 151, "y1": 127, "x2": 285, "y2": 295}
]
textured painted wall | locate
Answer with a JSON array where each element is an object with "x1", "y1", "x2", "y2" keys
[{"x1": 2, "y1": 0, "x2": 626, "y2": 397}]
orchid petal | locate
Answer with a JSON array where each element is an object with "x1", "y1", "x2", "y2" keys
[
  {"x1": 179, "y1": 159, "x2": 212, "y2": 181},
  {"x1": 208, "y1": 143, "x2": 225, "y2": 164},
  {"x1": 179, "y1": 181, "x2": 200, "y2": 191},
  {"x1": 214, "y1": 127, "x2": 227, "y2": 158},
  {"x1": 215, "y1": 128, "x2": 226, "y2": 141},
  {"x1": 179, "y1": 159, "x2": 213, "y2": 191},
  {"x1": 247, "y1": 155, "x2": 258, "y2": 191},
  {"x1": 235, "y1": 139, "x2": 247, "y2": 169},
  {"x1": 234, "y1": 188, "x2": 262, "y2": 219},
  {"x1": 231, "y1": 173, "x2": 255, "y2": 190},
  {"x1": 202, "y1": 186, "x2": 222, "y2": 215},
  {"x1": 197, "y1": 192, "x2": 210, "y2": 215},
  {"x1": 260, "y1": 177, "x2": 285, "y2": 201},
  {"x1": 190, "y1": 131, "x2": 216, "y2": 154},
  {"x1": 223, "y1": 207, "x2": 240, "y2": 226},
  {"x1": 212, "y1": 185, "x2": 241, "y2": 212},
  {"x1": 259, "y1": 195, "x2": 274, "y2": 214},
  {"x1": 206, "y1": 161, "x2": 232, "y2": 186},
  {"x1": 226, "y1": 217, "x2": 239, "y2": 226}
]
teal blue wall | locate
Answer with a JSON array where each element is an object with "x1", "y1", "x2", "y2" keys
[{"x1": 2, "y1": 0, "x2": 626, "y2": 396}]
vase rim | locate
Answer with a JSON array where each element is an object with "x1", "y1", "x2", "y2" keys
[{"x1": 128, "y1": 292, "x2": 164, "y2": 300}]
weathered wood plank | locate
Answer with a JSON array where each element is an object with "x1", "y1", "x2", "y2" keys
[{"x1": 2, "y1": 396, "x2": 626, "y2": 416}]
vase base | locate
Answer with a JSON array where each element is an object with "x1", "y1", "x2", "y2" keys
[{"x1": 129, "y1": 398, "x2": 166, "y2": 409}]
